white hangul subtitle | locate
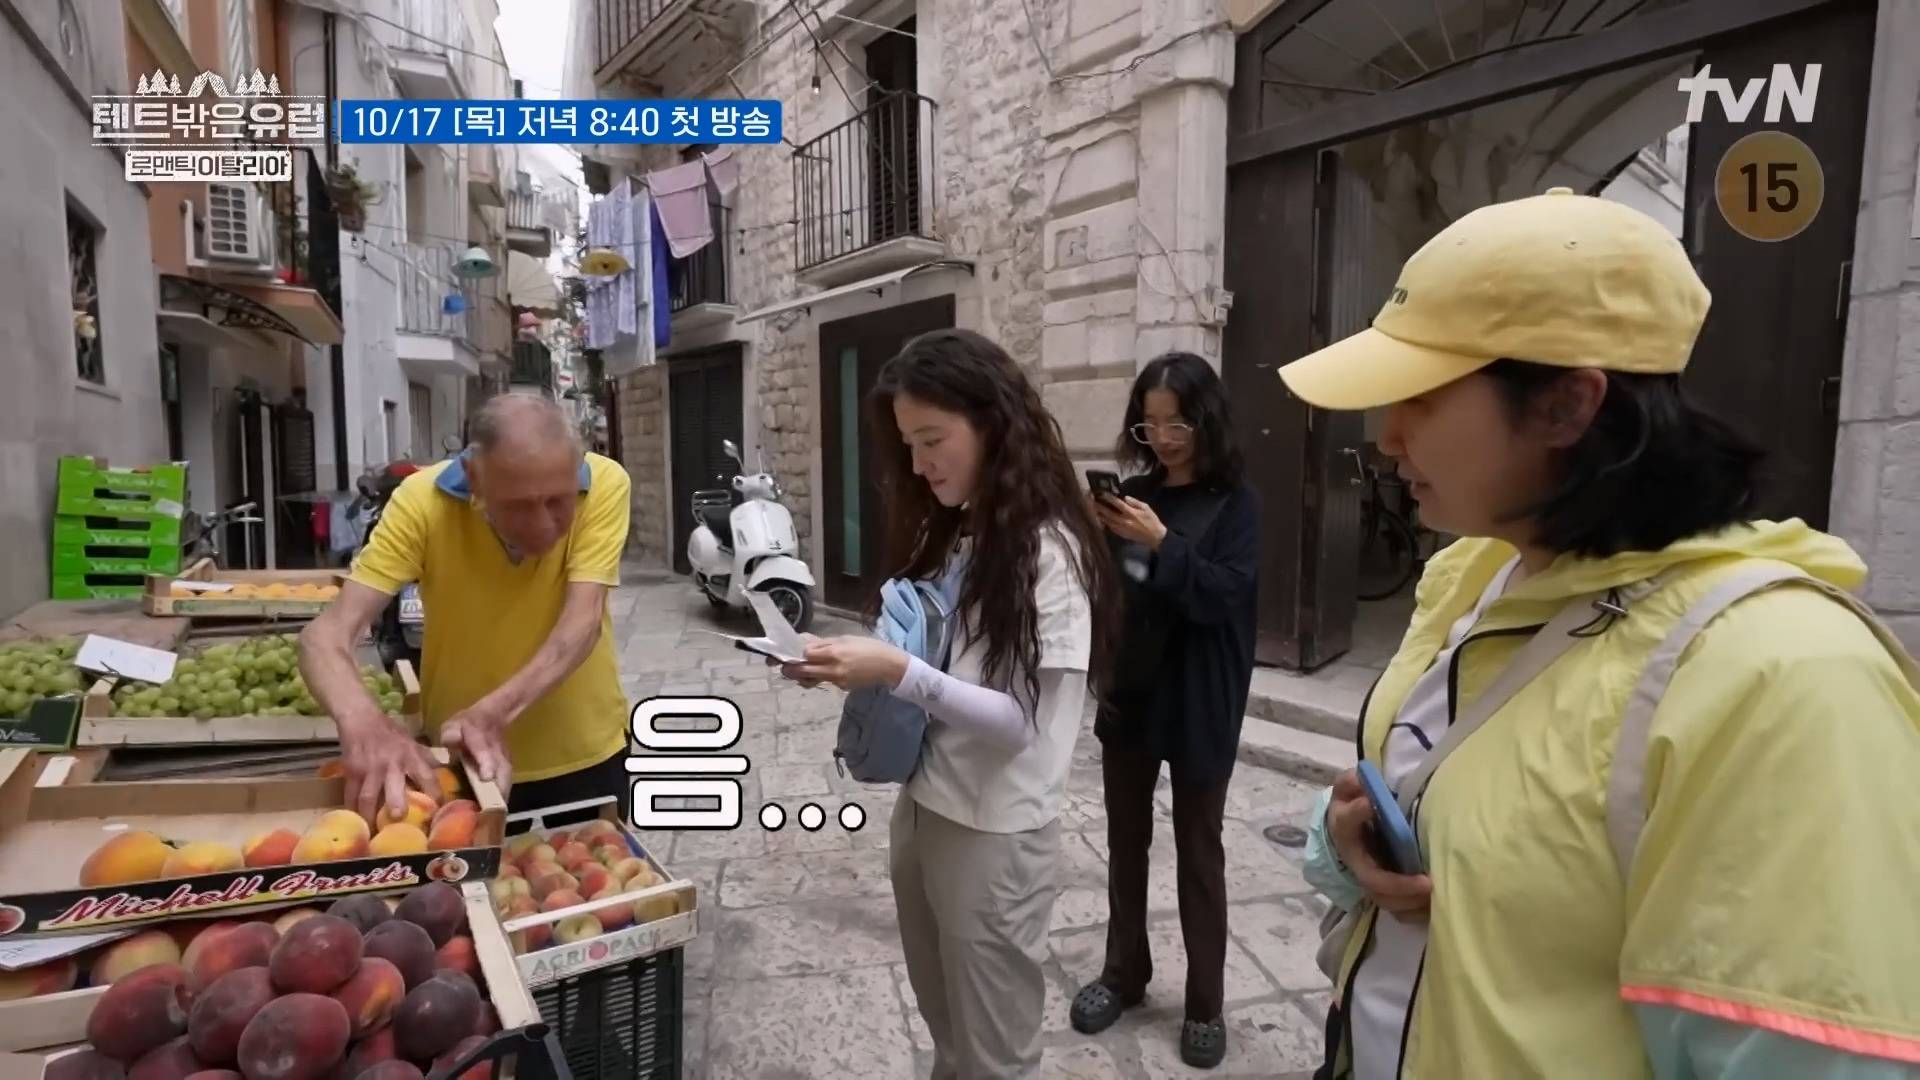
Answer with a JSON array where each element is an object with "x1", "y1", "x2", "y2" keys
[
  {"x1": 126, "y1": 150, "x2": 294, "y2": 182},
  {"x1": 741, "y1": 106, "x2": 772, "y2": 139},
  {"x1": 624, "y1": 696, "x2": 747, "y2": 830},
  {"x1": 670, "y1": 106, "x2": 700, "y2": 139},
  {"x1": 92, "y1": 97, "x2": 327, "y2": 145},
  {"x1": 709, "y1": 104, "x2": 739, "y2": 139},
  {"x1": 457, "y1": 104, "x2": 506, "y2": 138}
]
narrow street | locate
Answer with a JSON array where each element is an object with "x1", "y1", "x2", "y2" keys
[{"x1": 610, "y1": 571, "x2": 1335, "y2": 1080}]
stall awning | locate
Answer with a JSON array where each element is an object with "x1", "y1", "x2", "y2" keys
[
  {"x1": 507, "y1": 251, "x2": 561, "y2": 315},
  {"x1": 737, "y1": 259, "x2": 975, "y2": 324},
  {"x1": 158, "y1": 274, "x2": 343, "y2": 347}
]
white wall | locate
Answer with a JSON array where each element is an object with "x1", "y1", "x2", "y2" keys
[{"x1": 0, "y1": 0, "x2": 169, "y2": 615}]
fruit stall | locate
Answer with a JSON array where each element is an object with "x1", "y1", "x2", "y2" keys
[
  {"x1": 0, "y1": 747, "x2": 581, "y2": 1078},
  {"x1": 141, "y1": 560, "x2": 347, "y2": 620}
]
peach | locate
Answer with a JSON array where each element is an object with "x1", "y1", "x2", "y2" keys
[
  {"x1": 495, "y1": 862, "x2": 523, "y2": 880},
  {"x1": 126, "y1": 1034, "x2": 202, "y2": 1079},
  {"x1": 394, "y1": 882, "x2": 466, "y2": 947},
  {"x1": 184, "y1": 1072, "x2": 243, "y2": 1080},
  {"x1": 353, "y1": 1064, "x2": 422, "y2": 1080},
  {"x1": 233, "y1": 994, "x2": 350, "y2": 1080},
  {"x1": 431, "y1": 1034, "x2": 495, "y2": 1079},
  {"x1": 432, "y1": 766, "x2": 461, "y2": 800},
  {"x1": 324, "y1": 894, "x2": 392, "y2": 935},
  {"x1": 433, "y1": 935, "x2": 479, "y2": 980},
  {"x1": 530, "y1": 870, "x2": 577, "y2": 902},
  {"x1": 160, "y1": 842, "x2": 244, "y2": 880},
  {"x1": 270, "y1": 908, "x2": 321, "y2": 935},
  {"x1": 471, "y1": 1002, "x2": 500, "y2": 1038},
  {"x1": 552, "y1": 913, "x2": 602, "y2": 944},
  {"x1": 538, "y1": 889, "x2": 583, "y2": 914},
  {"x1": 81, "y1": 830, "x2": 175, "y2": 887},
  {"x1": 185, "y1": 966, "x2": 275, "y2": 1067},
  {"x1": 375, "y1": 791, "x2": 437, "y2": 833},
  {"x1": 552, "y1": 842, "x2": 593, "y2": 871},
  {"x1": 184, "y1": 921, "x2": 277, "y2": 996},
  {"x1": 329, "y1": 956, "x2": 406, "y2": 1037},
  {"x1": 590, "y1": 840, "x2": 629, "y2": 866},
  {"x1": 315, "y1": 759, "x2": 344, "y2": 780},
  {"x1": 430, "y1": 799, "x2": 478, "y2": 830},
  {"x1": 606, "y1": 857, "x2": 647, "y2": 885},
  {"x1": 362, "y1": 919, "x2": 437, "y2": 990},
  {"x1": 369, "y1": 823, "x2": 428, "y2": 857},
  {"x1": 590, "y1": 897, "x2": 633, "y2": 933},
  {"x1": 313, "y1": 809, "x2": 371, "y2": 845},
  {"x1": 426, "y1": 808, "x2": 477, "y2": 852},
  {"x1": 574, "y1": 866, "x2": 612, "y2": 900},
  {"x1": 267, "y1": 914, "x2": 362, "y2": 995},
  {"x1": 544, "y1": 829, "x2": 573, "y2": 849},
  {"x1": 0, "y1": 957, "x2": 77, "y2": 1001},
  {"x1": 341, "y1": 1024, "x2": 400, "y2": 1074},
  {"x1": 179, "y1": 922, "x2": 244, "y2": 970},
  {"x1": 91, "y1": 930, "x2": 182, "y2": 986},
  {"x1": 241, "y1": 829, "x2": 300, "y2": 869},
  {"x1": 503, "y1": 833, "x2": 544, "y2": 860},
  {"x1": 43, "y1": 1050, "x2": 125, "y2": 1080},
  {"x1": 504, "y1": 897, "x2": 550, "y2": 953},
  {"x1": 86, "y1": 962, "x2": 189, "y2": 1063},
  {"x1": 518, "y1": 843, "x2": 556, "y2": 868},
  {"x1": 290, "y1": 827, "x2": 366, "y2": 865},
  {"x1": 392, "y1": 974, "x2": 482, "y2": 1062}
]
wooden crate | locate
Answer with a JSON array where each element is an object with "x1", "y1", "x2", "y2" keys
[
  {"x1": 75, "y1": 660, "x2": 421, "y2": 749},
  {"x1": 141, "y1": 558, "x2": 346, "y2": 618}
]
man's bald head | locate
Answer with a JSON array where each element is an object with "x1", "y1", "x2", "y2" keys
[{"x1": 465, "y1": 392, "x2": 588, "y2": 557}]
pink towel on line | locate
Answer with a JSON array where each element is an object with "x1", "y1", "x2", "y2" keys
[{"x1": 646, "y1": 159, "x2": 714, "y2": 259}]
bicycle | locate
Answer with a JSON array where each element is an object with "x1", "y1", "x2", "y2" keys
[
  {"x1": 182, "y1": 501, "x2": 266, "y2": 570},
  {"x1": 1348, "y1": 452, "x2": 1425, "y2": 602}
]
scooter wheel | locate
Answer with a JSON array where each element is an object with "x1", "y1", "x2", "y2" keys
[{"x1": 760, "y1": 584, "x2": 813, "y2": 635}]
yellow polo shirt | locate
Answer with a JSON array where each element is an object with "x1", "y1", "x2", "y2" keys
[{"x1": 349, "y1": 451, "x2": 631, "y2": 783}]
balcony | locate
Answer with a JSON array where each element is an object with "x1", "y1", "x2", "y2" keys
[
  {"x1": 395, "y1": 241, "x2": 483, "y2": 379},
  {"x1": 510, "y1": 341, "x2": 554, "y2": 393},
  {"x1": 793, "y1": 92, "x2": 944, "y2": 287},
  {"x1": 467, "y1": 143, "x2": 505, "y2": 208},
  {"x1": 591, "y1": 0, "x2": 752, "y2": 92},
  {"x1": 370, "y1": 0, "x2": 471, "y2": 100},
  {"x1": 507, "y1": 190, "x2": 558, "y2": 258},
  {"x1": 668, "y1": 202, "x2": 735, "y2": 330}
]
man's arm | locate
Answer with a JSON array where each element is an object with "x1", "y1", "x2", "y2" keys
[{"x1": 298, "y1": 581, "x2": 393, "y2": 734}]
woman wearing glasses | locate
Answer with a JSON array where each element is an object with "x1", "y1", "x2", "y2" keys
[{"x1": 1072, "y1": 351, "x2": 1261, "y2": 1068}]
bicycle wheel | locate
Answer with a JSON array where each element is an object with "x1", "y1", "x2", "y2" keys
[{"x1": 1357, "y1": 506, "x2": 1420, "y2": 602}]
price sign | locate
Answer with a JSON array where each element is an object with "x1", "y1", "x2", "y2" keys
[
  {"x1": 1714, "y1": 130, "x2": 1824, "y2": 243},
  {"x1": 0, "y1": 697, "x2": 82, "y2": 751}
]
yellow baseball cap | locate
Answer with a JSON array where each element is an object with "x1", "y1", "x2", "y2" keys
[{"x1": 1276, "y1": 186, "x2": 1712, "y2": 410}]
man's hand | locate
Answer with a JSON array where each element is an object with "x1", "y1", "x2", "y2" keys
[
  {"x1": 1327, "y1": 768, "x2": 1433, "y2": 921},
  {"x1": 777, "y1": 637, "x2": 909, "y2": 691},
  {"x1": 338, "y1": 711, "x2": 442, "y2": 827},
  {"x1": 441, "y1": 698, "x2": 513, "y2": 790}
]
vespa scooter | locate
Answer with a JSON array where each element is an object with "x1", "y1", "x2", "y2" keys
[{"x1": 686, "y1": 439, "x2": 815, "y2": 633}]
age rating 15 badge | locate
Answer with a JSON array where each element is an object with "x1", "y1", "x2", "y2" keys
[{"x1": 1714, "y1": 130, "x2": 1825, "y2": 243}]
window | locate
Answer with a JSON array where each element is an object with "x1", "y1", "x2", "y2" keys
[
  {"x1": 382, "y1": 400, "x2": 400, "y2": 462},
  {"x1": 67, "y1": 203, "x2": 104, "y2": 384},
  {"x1": 225, "y1": 0, "x2": 254, "y2": 83}
]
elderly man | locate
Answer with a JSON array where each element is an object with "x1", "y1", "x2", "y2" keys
[{"x1": 300, "y1": 393, "x2": 632, "y2": 827}]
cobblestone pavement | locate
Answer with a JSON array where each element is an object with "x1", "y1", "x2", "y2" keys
[{"x1": 610, "y1": 572, "x2": 1335, "y2": 1080}]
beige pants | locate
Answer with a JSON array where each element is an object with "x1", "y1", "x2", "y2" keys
[{"x1": 890, "y1": 795, "x2": 1060, "y2": 1080}]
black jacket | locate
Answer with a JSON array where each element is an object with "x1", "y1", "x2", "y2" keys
[{"x1": 1093, "y1": 474, "x2": 1260, "y2": 783}]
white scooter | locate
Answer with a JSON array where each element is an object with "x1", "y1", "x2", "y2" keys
[{"x1": 686, "y1": 439, "x2": 815, "y2": 633}]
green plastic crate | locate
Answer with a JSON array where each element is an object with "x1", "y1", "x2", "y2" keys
[
  {"x1": 54, "y1": 457, "x2": 189, "y2": 520},
  {"x1": 51, "y1": 513, "x2": 185, "y2": 548},
  {"x1": 49, "y1": 572, "x2": 148, "y2": 600},
  {"x1": 50, "y1": 543, "x2": 181, "y2": 577}
]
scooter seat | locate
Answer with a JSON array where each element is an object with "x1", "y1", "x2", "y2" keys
[{"x1": 700, "y1": 504, "x2": 734, "y2": 549}]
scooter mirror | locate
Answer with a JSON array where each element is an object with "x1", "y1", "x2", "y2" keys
[{"x1": 722, "y1": 439, "x2": 741, "y2": 463}]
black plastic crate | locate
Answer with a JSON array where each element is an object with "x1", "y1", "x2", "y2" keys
[
  {"x1": 532, "y1": 945, "x2": 684, "y2": 1080},
  {"x1": 397, "y1": 1021, "x2": 572, "y2": 1080}
]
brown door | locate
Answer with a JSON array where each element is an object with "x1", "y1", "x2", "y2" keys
[
  {"x1": 669, "y1": 345, "x2": 745, "y2": 576},
  {"x1": 1222, "y1": 149, "x2": 1360, "y2": 671},
  {"x1": 1681, "y1": 0, "x2": 1875, "y2": 529},
  {"x1": 818, "y1": 295, "x2": 956, "y2": 610}
]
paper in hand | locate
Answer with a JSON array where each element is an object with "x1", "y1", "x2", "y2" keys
[{"x1": 691, "y1": 590, "x2": 810, "y2": 664}]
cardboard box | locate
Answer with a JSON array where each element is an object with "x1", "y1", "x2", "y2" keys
[
  {"x1": 0, "y1": 882, "x2": 542, "y2": 1073},
  {"x1": 0, "y1": 745, "x2": 504, "y2": 939},
  {"x1": 141, "y1": 558, "x2": 347, "y2": 618},
  {"x1": 76, "y1": 660, "x2": 422, "y2": 749},
  {"x1": 491, "y1": 808, "x2": 699, "y2": 989}
]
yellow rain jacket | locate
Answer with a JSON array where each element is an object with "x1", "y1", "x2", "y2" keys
[{"x1": 1330, "y1": 519, "x2": 1920, "y2": 1076}]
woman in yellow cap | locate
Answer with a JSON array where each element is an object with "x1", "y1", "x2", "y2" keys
[{"x1": 1284, "y1": 187, "x2": 1920, "y2": 1079}]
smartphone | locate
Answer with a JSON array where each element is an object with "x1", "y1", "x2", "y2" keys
[
  {"x1": 1355, "y1": 761, "x2": 1425, "y2": 876},
  {"x1": 1086, "y1": 469, "x2": 1122, "y2": 500}
]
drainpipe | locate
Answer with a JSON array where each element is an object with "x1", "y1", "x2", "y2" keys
[{"x1": 324, "y1": 11, "x2": 349, "y2": 491}]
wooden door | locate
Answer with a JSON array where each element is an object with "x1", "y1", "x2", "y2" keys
[
  {"x1": 668, "y1": 345, "x2": 744, "y2": 575},
  {"x1": 818, "y1": 295, "x2": 955, "y2": 610},
  {"x1": 1681, "y1": 0, "x2": 1875, "y2": 528}
]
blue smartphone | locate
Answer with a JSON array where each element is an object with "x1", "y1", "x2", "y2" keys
[{"x1": 1355, "y1": 761, "x2": 1425, "y2": 876}]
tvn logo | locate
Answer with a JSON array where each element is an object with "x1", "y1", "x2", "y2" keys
[{"x1": 1678, "y1": 64, "x2": 1820, "y2": 124}]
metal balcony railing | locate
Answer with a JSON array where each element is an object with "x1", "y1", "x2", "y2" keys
[
  {"x1": 793, "y1": 92, "x2": 939, "y2": 272},
  {"x1": 508, "y1": 190, "x2": 567, "y2": 234},
  {"x1": 511, "y1": 341, "x2": 554, "y2": 390},
  {"x1": 396, "y1": 241, "x2": 487, "y2": 343},
  {"x1": 669, "y1": 202, "x2": 729, "y2": 311},
  {"x1": 593, "y1": 0, "x2": 673, "y2": 75},
  {"x1": 370, "y1": 0, "x2": 474, "y2": 89}
]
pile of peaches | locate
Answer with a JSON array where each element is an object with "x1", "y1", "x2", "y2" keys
[
  {"x1": 29, "y1": 884, "x2": 499, "y2": 1080},
  {"x1": 487, "y1": 819, "x2": 680, "y2": 954},
  {"x1": 76, "y1": 772, "x2": 479, "y2": 889}
]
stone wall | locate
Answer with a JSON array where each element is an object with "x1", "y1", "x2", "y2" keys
[
  {"x1": 615, "y1": 367, "x2": 670, "y2": 566},
  {"x1": 1831, "y1": 0, "x2": 1920, "y2": 653}
]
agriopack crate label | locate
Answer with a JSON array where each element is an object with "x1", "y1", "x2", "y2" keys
[{"x1": 0, "y1": 846, "x2": 500, "y2": 937}]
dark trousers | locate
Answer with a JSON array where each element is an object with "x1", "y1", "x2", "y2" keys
[
  {"x1": 504, "y1": 751, "x2": 628, "y2": 835},
  {"x1": 1098, "y1": 741, "x2": 1232, "y2": 1020}
]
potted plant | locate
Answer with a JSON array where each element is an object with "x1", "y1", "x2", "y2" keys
[{"x1": 324, "y1": 162, "x2": 383, "y2": 233}]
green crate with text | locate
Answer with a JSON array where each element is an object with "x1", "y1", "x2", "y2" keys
[
  {"x1": 48, "y1": 571, "x2": 149, "y2": 600},
  {"x1": 53, "y1": 457, "x2": 189, "y2": 520},
  {"x1": 51, "y1": 513, "x2": 185, "y2": 549},
  {"x1": 49, "y1": 542, "x2": 182, "y2": 578}
]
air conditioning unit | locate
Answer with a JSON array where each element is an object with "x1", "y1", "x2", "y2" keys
[{"x1": 205, "y1": 182, "x2": 265, "y2": 264}]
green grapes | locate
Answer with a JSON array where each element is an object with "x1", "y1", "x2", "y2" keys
[
  {"x1": 97, "y1": 634, "x2": 407, "y2": 720},
  {"x1": 0, "y1": 637, "x2": 83, "y2": 720}
]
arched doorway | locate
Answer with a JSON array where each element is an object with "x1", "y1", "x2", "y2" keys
[{"x1": 1224, "y1": 0, "x2": 1877, "y2": 670}]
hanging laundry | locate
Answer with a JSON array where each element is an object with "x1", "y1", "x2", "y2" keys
[
  {"x1": 582, "y1": 197, "x2": 618, "y2": 349},
  {"x1": 652, "y1": 200, "x2": 672, "y2": 350},
  {"x1": 633, "y1": 184, "x2": 657, "y2": 362},
  {"x1": 646, "y1": 159, "x2": 715, "y2": 258},
  {"x1": 702, "y1": 146, "x2": 740, "y2": 200},
  {"x1": 609, "y1": 178, "x2": 637, "y2": 338}
]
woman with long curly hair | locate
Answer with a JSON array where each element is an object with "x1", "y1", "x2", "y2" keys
[{"x1": 775, "y1": 328, "x2": 1119, "y2": 1078}]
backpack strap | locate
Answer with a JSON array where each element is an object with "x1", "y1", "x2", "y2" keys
[{"x1": 1606, "y1": 564, "x2": 1920, "y2": 881}]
